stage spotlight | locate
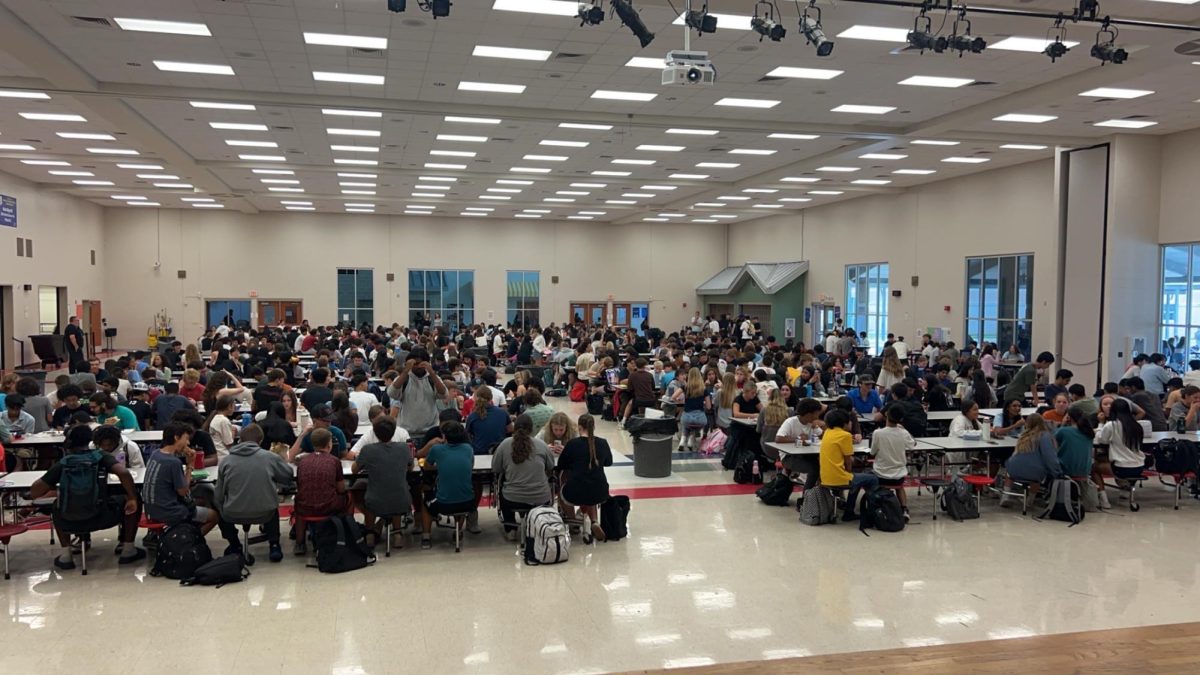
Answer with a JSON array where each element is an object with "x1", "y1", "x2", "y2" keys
[
  {"x1": 800, "y1": 4, "x2": 833, "y2": 57},
  {"x1": 1044, "y1": 39, "x2": 1069, "y2": 61},
  {"x1": 947, "y1": 33, "x2": 986, "y2": 54},
  {"x1": 577, "y1": 2, "x2": 604, "y2": 26},
  {"x1": 611, "y1": 0, "x2": 655, "y2": 48},
  {"x1": 752, "y1": 1, "x2": 785, "y2": 42},
  {"x1": 907, "y1": 10, "x2": 937, "y2": 52},
  {"x1": 1091, "y1": 21, "x2": 1127, "y2": 64},
  {"x1": 429, "y1": 0, "x2": 450, "y2": 17},
  {"x1": 388, "y1": 0, "x2": 406, "y2": 12},
  {"x1": 686, "y1": 9, "x2": 718, "y2": 34}
]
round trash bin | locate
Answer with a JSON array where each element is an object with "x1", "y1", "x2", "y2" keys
[
  {"x1": 633, "y1": 434, "x2": 675, "y2": 478},
  {"x1": 15, "y1": 370, "x2": 47, "y2": 394}
]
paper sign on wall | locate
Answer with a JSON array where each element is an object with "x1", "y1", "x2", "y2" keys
[
  {"x1": 0, "y1": 195, "x2": 15, "y2": 228},
  {"x1": 784, "y1": 318, "x2": 796, "y2": 339}
]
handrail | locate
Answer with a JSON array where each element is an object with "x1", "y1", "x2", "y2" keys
[{"x1": 10, "y1": 336, "x2": 25, "y2": 369}]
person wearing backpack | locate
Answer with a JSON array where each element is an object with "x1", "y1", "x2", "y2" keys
[
  {"x1": 215, "y1": 424, "x2": 294, "y2": 563},
  {"x1": 492, "y1": 414, "x2": 554, "y2": 542},
  {"x1": 870, "y1": 406, "x2": 916, "y2": 521},
  {"x1": 1001, "y1": 414, "x2": 1064, "y2": 507},
  {"x1": 28, "y1": 424, "x2": 147, "y2": 570},
  {"x1": 819, "y1": 408, "x2": 879, "y2": 522}
]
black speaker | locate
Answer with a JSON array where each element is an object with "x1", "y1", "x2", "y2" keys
[
  {"x1": 178, "y1": 270, "x2": 187, "y2": 279},
  {"x1": 22, "y1": 284, "x2": 31, "y2": 292},
  {"x1": 386, "y1": 273, "x2": 395, "y2": 282}
]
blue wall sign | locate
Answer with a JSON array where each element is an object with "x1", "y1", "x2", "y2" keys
[{"x1": 0, "y1": 194, "x2": 15, "y2": 227}]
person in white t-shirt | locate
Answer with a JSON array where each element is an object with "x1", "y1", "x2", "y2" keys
[
  {"x1": 690, "y1": 311, "x2": 703, "y2": 333},
  {"x1": 892, "y1": 337, "x2": 909, "y2": 361},
  {"x1": 824, "y1": 331, "x2": 839, "y2": 355},
  {"x1": 214, "y1": 323, "x2": 231, "y2": 339},
  {"x1": 531, "y1": 328, "x2": 547, "y2": 355},
  {"x1": 870, "y1": 406, "x2": 916, "y2": 520},
  {"x1": 739, "y1": 317, "x2": 754, "y2": 342},
  {"x1": 773, "y1": 398, "x2": 826, "y2": 492},
  {"x1": 205, "y1": 394, "x2": 238, "y2": 461},
  {"x1": 348, "y1": 373, "x2": 380, "y2": 426},
  {"x1": 707, "y1": 318, "x2": 720, "y2": 334}
]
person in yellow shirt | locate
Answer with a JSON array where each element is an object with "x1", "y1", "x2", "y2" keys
[{"x1": 819, "y1": 408, "x2": 879, "y2": 521}]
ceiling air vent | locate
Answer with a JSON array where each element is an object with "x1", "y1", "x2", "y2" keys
[
  {"x1": 554, "y1": 52, "x2": 587, "y2": 60},
  {"x1": 70, "y1": 16, "x2": 115, "y2": 28},
  {"x1": 755, "y1": 75, "x2": 788, "y2": 83},
  {"x1": 351, "y1": 47, "x2": 385, "y2": 59}
]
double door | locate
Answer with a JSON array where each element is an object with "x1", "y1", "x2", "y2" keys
[{"x1": 258, "y1": 300, "x2": 302, "y2": 327}]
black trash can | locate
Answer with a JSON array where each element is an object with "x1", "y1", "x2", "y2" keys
[
  {"x1": 15, "y1": 370, "x2": 47, "y2": 394},
  {"x1": 627, "y1": 416, "x2": 679, "y2": 478}
]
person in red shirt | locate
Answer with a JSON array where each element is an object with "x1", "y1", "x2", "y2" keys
[{"x1": 179, "y1": 368, "x2": 205, "y2": 402}]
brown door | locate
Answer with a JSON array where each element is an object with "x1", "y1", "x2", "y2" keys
[
  {"x1": 612, "y1": 303, "x2": 632, "y2": 329},
  {"x1": 258, "y1": 301, "x2": 304, "y2": 327},
  {"x1": 86, "y1": 300, "x2": 102, "y2": 357}
]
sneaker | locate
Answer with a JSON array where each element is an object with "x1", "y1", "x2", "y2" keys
[
  {"x1": 53, "y1": 556, "x2": 76, "y2": 570},
  {"x1": 582, "y1": 514, "x2": 594, "y2": 544},
  {"x1": 1098, "y1": 491, "x2": 1112, "y2": 509},
  {"x1": 268, "y1": 544, "x2": 283, "y2": 563},
  {"x1": 591, "y1": 524, "x2": 607, "y2": 542},
  {"x1": 841, "y1": 512, "x2": 859, "y2": 523},
  {"x1": 504, "y1": 529, "x2": 518, "y2": 543},
  {"x1": 293, "y1": 540, "x2": 307, "y2": 556},
  {"x1": 903, "y1": 508, "x2": 911, "y2": 523},
  {"x1": 223, "y1": 544, "x2": 244, "y2": 558},
  {"x1": 118, "y1": 548, "x2": 147, "y2": 565},
  {"x1": 420, "y1": 537, "x2": 432, "y2": 550},
  {"x1": 466, "y1": 511, "x2": 482, "y2": 534}
]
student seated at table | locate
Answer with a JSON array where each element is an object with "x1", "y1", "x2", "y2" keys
[
  {"x1": 1044, "y1": 369, "x2": 1073, "y2": 403},
  {"x1": 540, "y1": 412, "x2": 577, "y2": 455},
  {"x1": 464, "y1": 386, "x2": 512, "y2": 455},
  {"x1": 1127, "y1": 377, "x2": 1168, "y2": 432},
  {"x1": 1066, "y1": 383, "x2": 1098, "y2": 417},
  {"x1": 923, "y1": 374, "x2": 955, "y2": 412},
  {"x1": 415, "y1": 421, "x2": 477, "y2": 550},
  {"x1": 1168, "y1": 385, "x2": 1200, "y2": 432},
  {"x1": 758, "y1": 389, "x2": 790, "y2": 461},
  {"x1": 125, "y1": 383, "x2": 153, "y2": 431},
  {"x1": 1054, "y1": 407, "x2": 1095, "y2": 479},
  {"x1": 949, "y1": 400, "x2": 982, "y2": 437},
  {"x1": 775, "y1": 398, "x2": 826, "y2": 491},
  {"x1": 289, "y1": 404, "x2": 348, "y2": 460},
  {"x1": 214, "y1": 424, "x2": 293, "y2": 562},
  {"x1": 348, "y1": 373, "x2": 379, "y2": 427},
  {"x1": 557, "y1": 414, "x2": 612, "y2": 543},
  {"x1": 622, "y1": 357, "x2": 657, "y2": 423},
  {"x1": 1001, "y1": 414, "x2": 1062, "y2": 506},
  {"x1": 819, "y1": 408, "x2": 878, "y2": 522},
  {"x1": 92, "y1": 424, "x2": 144, "y2": 470},
  {"x1": 49, "y1": 385, "x2": 86, "y2": 429},
  {"x1": 1092, "y1": 398, "x2": 1145, "y2": 510},
  {"x1": 179, "y1": 369, "x2": 205, "y2": 403},
  {"x1": 349, "y1": 416, "x2": 413, "y2": 551},
  {"x1": 258, "y1": 401, "x2": 298, "y2": 452},
  {"x1": 871, "y1": 406, "x2": 915, "y2": 520},
  {"x1": 882, "y1": 382, "x2": 927, "y2": 438},
  {"x1": 848, "y1": 377, "x2": 884, "y2": 423},
  {"x1": 90, "y1": 392, "x2": 140, "y2": 431},
  {"x1": 993, "y1": 398, "x2": 1026, "y2": 438},
  {"x1": 522, "y1": 390, "x2": 555, "y2": 436},
  {"x1": 144, "y1": 421, "x2": 220, "y2": 535},
  {"x1": 16, "y1": 377, "x2": 52, "y2": 433},
  {"x1": 28, "y1": 424, "x2": 146, "y2": 569},
  {"x1": 491, "y1": 414, "x2": 554, "y2": 541},
  {"x1": 204, "y1": 394, "x2": 239, "y2": 462},
  {"x1": 292, "y1": 427, "x2": 349, "y2": 555},
  {"x1": 2, "y1": 394, "x2": 36, "y2": 436},
  {"x1": 1041, "y1": 393, "x2": 1070, "y2": 428}
]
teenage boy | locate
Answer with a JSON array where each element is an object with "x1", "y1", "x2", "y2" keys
[
  {"x1": 51, "y1": 385, "x2": 87, "y2": 429},
  {"x1": 126, "y1": 383, "x2": 153, "y2": 431},
  {"x1": 214, "y1": 424, "x2": 293, "y2": 562},
  {"x1": 870, "y1": 406, "x2": 916, "y2": 521},
  {"x1": 143, "y1": 421, "x2": 220, "y2": 534},
  {"x1": 1043, "y1": 369, "x2": 1074, "y2": 403},
  {"x1": 301, "y1": 367, "x2": 334, "y2": 411},
  {"x1": 774, "y1": 398, "x2": 826, "y2": 491},
  {"x1": 819, "y1": 408, "x2": 878, "y2": 522},
  {"x1": 1003, "y1": 351, "x2": 1055, "y2": 406},
  {"x1": 151, "y1": 381, "x2": 194, "y2": 429},
  {"x1": 848, "y1": 377, "x2": 884, "y2": 423},
  {"x1": 89, "y1": 392, "x2": 140, "y2": 431},
  {"x1": 252, "y1": 368, "x2": 286, "y2": 414}
]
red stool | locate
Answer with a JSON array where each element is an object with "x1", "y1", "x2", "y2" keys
[
  {"x1": 139, "y1": 517, "x2": 167, "y2": 533},
  {"x1": 962, "y1": 474, "x2": 994, "y2": 511},
  {"x1": 0, "y1": 523, "x2": 30, "y2": 580}
]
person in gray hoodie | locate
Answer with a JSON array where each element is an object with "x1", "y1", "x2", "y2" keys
[{"x1": 214, "y1": 424, "x2": 295, "y2": 563}]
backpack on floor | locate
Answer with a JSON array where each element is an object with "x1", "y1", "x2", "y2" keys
[
  {"x1": 55, "y1": 449, "x2": 107, "y2": 524},
  {"x1": 859, "y1": 487, "x2": 905, "y2": 534},
  {"x1": 799, "y1": 485, "x2": 837, "y2": 526},
  {"x1": 569, "y1": 381, "x2": 587, "y2": 402},
  {"x1": 1154, "y1": 439, "x2": 1200, "y2": 476},
  {"x1": 939, "y1": 476, "x2": 980, "y2": 522},
  {"x1": 180, "y1": 553, "x2": 250, "y2": 588},
  {"x1": 756, "y1": 473, "x2": 793, "y2": 506},
  {"x1": 523, "y1": 506, "x2": 570, "y2": 565},
  {"x1": 1080, "y1": 479, "x2": 1099, "y2": 512},
  {"x1": 699, "y1": 428, "x2": 726, "y2": 456},
  {"x1": 150, "y1": 522, "x2": 213, "y2": 580},
  {"x1": 1036, "y1": 478, "x2": 1084, "y2": 526},
  {"x1": 732, "y1": 452, "x2": 761, "y2": 484},
  {"x1": 585, "y1": 393, "x2": 605, "y2": 416},
  {"x1": 545, "y1": 387, "x2": 567, "y2": 398},
  {"x1": 314, "y1": 514, "x2": 375, "y2": 573},
  {"x1": 600, "y1": 495, "x2": 630, "y2": 541}
]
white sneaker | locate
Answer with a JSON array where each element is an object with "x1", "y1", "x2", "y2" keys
[
  {"x1": 582, "y1": 515, "x2": 594, "y2": 544},
  {"x1": 466, "y1": 510, "x2": 482, "y2": 534},
  {"x1": 1098, "y1": 491, "x2": 1111, "y2": 509}
]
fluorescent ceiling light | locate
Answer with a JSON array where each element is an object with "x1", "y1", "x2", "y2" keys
[
  {"x1": 624, "y1": 56, "x2": 664, "y2": 69},
  {"x1": 327, "y1": 128, "x2": 381, "y2": 137},
  {"x1": 693, "y1": 219, "x2": 719, "y2": 223},
  {"x1": 154, "y1": 61, "x2": 234, "y2": 75},
  {"x1": 20, "y1": 112, "x2": 86, "y2": 122},
  {"x1": 72, "y1": 180, "x2": 113, "y2": 186},
  {"x1": 992, "y1": 37, "x2": 1081, "y2": 52},
  {"x1": 853, "y1": 179, "x2": 892, "y2": 185},
  {"x1": 136, "y1": 174, "x2": 179, "y2": 180},
  {"x1": 118, "y1": 163, "x2": 161, "y2": 170},
  {"x1": 729, "y1": 148, "x2": 776, "y2": 155},
  {"x1": 715, "y1": 98, "x2": 780, "y2": 109},
  {"x1": 268, "y1": 187, "x2": 304, "y2": 192},
  {"x1": 641, "y1": 185, "x2": 677, "y2": 191},
  {"x1": 279, "y1": 201, "x2": 312, "y2": 206},
  {"x1": 334, "y1": 158, "x2": 377, "y2": 165},
  {"x1": 1001, "y1": 144, "x2": 1049, "y2": 150},
  {"x1": 129, "y1": 202, "x2": 162, "y2": 206},
  {"x1": 426, "y1": 163, "x2": 467, "y2": 169},
  {"x1": 412, "y1": 184, "x2": 449, "y2": 191},
  {"x1": 0, "y1": 89, "x2": 49, "y2": 99},
  {"x1": 670, "y1": 174, "x2": 708, "y2": 179},
  {"x1": 817, "y1": 166, "x2": 860, "y2": 172},
  {"x1": 1094, "y1": 119, "x2": 1158, "y2": 129},
  {"x1": 418, "y1": 176, "x2": 457, "y2": 182},
  {"x1": 180, "y1": 197, "x2": 214, "y2": 203},
  {"x1": 492, "y1": 0, "x2": 579, "y2": 16},
  {"x1": 21, "y1": 160, "x2": 69, "y2": 166},
  {"x1": 253, "y1": 169, "x2": 294, "y2": 175},
  {"x1": 341, "y1": 190, "x2": 376, "y2": 195},
  {"x1": 900, "y1": 75, "x2": 974, "y2": 88},
  {"x1": 479, "y1": 195, "x2": 511, "y2": 200},
  {"x1": 837, "y1": 25, "x2": 910, "y2": 42},
  {"x1": 487, "y1": 188, "x2": 522, "y2": 193},
  {"x1": 49, "y1": 170, "x2": 93, "y2": 176},
  {"x1": 523, "y1": 154, "x2": 568, "y2": 161},
  {"x1": 544, "y1": 198, "x2": 575, "y2": 203},
  {"x1": 429, "y1": 150, "x2": 476, "y2": 157},
  {"x1": 578, "y1": 211, "x2": 606, "y2": 216},
  {"x1": 592, "y1": 90, "x2": 657, "y2": 102},
  {"x1": 709, "y1": 214, "x2": 738, "y2": 219},
  {"x1": 860, "y1": 153, "x2": 907, "y2": 160},
  {"x1": 405, "y1": 205, "x2": 436, "y2": 209},
  {"x1": 671, "y1": 11, "x2": 753, "y2": 29},
  {"x1": 557, "y1": 190, "x2": 589, "y2": 195},
  {"x1": 567, "y1": 216, "x2": 593, "y2": 220},
  {"x1": 345, "y1": 209, "x2": 374, "y2": 213},
  {"x1": 1080, "y1": 87, "x2": 1154, "y2": 99},
  {"x1": 286, "y1": 206, "x2": 314, "y2": 211},
  {"x1": 303, "y1": 32, "x2": 388, "y2": 49},
  {"x1": 190, "y1": 101, "x2": 255, "y2": 111},
  {"x1": 942, "y1": 157, "x2": 991, "y2": 163},
  {"x1": 753, "y1": 204, "x2": 784, "y2": 209},
  {"x1": 338, "y1": 182, "x2": 376, "y2": 187},
  {"x1": 809, "y1": 190, "x2": 844, "y2": 195},
  {"x1": 313, "y1": 71, "x2": 385, "y2": 85},
  {"x1": 541, "y1": 139, "x2": 588, "y2": 148},
  {"x1": 559, "y1": 122, "x2": 612, "y2": 130},
  {"x1": 473, "y1": 45, "x2": 552, "y2": 61},
  {"x1": 644, "y1": 218, "x2": 669, "y2": 222},
  {"x1": 779, "y1": 198, "x2": 812, "y2": 203},
  {"x1": 239, "y1": 154, "x2": 285, "y2": 161},
  {"x1": 717, "y1": 196, "x2": 750, "y2": 201},
  {"x1": 766, "y1": 66, "x2": 843, "y2": 80},
  {"x1": 458, "y1": 81, "x2": 526, "y2": 94},
  {"x1": 154, "y1": 182, "x2": 194, "y2": 189},
  {"x1": 667, "y1": 128, "x2": 719, "y2": 136},
  {"x1": 112, "y1": 195, "x2": 147, "y2": 200},
  {"x1": 993, "y1": 113, "x2": 1057, "y2": 123},
  {"x1": 330, "y1": 144, "x2": 379, "y2": 153},
  {"x1": 0, "y1": 144, "x2": 35, "y2": 151},
  {"x1": 623, "y1": 193, "x2": 655, "y2": 198},
  {"x1": 193, "y1": 203, "x2": 225, "y2": 209},
  {"x1": 322, "y1": 109, "x2": 382, "y2": 118},
  {"x1": 593, "y1": 171, "x2": 631, "y2": 177},
  {"x1": 211, "y1": 122, "x2": 268, "y2": 131},
  {"x1": 445, "y1": 116, "x2": 502, "y2": 125},
  {"x1": 260, "y1": 179, "x2": 300, "y2": 185},
  {"x1": 498, "y1": 179, "x2": 534, "y2": 185},
  {"x1": 697, "y1": 162, "x2": 739, "y2": 168},
  {"x1": 87, "y1": 147, "x2": 138, "y2": 155},
  {"x1": 114, "y1": 18, "x2": 211, "y2": 36},
  {"x1": 637, "y1": 145, "x2": 685, "y2": 152},
  {"x1": 769, "y1": 133, "x2": 819, "y2": 140},
  {"x1": 613, "y1": 159, "x2": 655, "y2": 165},
  {"x1": 743, "y1": 188, "x2": 777, "y2": 193},
  {"x1": 511, "y1": 166, "x2": 551, "y2": 173},
  {"x1": 694, "y1": 202, "x2": 726, "y2": 207},
  {"x1": 832, "y1": 104, "x2": 896, "y2": 114},
  {"x1": 780, "y1": 176, "x2": 820, "y2": 183},
  {"x1": 465, "y1": 208, "x2": 493, "y2": 212},
  {"x1": 893, "y1": 169, "x2": 936, "y2": 175},
  {"x1": 226, "y1": 140, "x2": 277, "y2": 148},
  {"x1": 514, "y1": 214, "x2": 542, "y2": 218},
  {"x1": 911, "y1": 139, "x2": 959, "y2": 146},
  {"x1": 57, "y1": 132, "x2": 115, "y2": 140},
  {"x1": 606, "y1": 200, "x2": 636, "y2": 205},
  {"x1": 461, "y1": 212, "x2": 488, "y2": 217},
  {"x1": 436, "y1": 134, "x2": 487, "y2": 143}
]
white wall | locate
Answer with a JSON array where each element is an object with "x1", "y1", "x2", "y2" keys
[
  {"x1": 1159, "y1": 128, "x2": 1200, "y2": 245},
  {"x1": 101, "y1": 209, "x2": 726, "y2": 342},
  {"x1": 725, "y1": 160, "x2": 1060, "y2": 353},
  {"x1": 0, "y1": 169, "x2": 105, "y2": 368}
]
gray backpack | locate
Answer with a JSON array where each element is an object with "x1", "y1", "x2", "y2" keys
[
  {"x1": 1037, "y1": 478, "x2": 1084, "y2": 526},
  {"x1": 799, "y1": 486, "x2": 837, "y2": 526},
  {"x1": 939, "y1": 475, "x2": 980, "y2": 521}
]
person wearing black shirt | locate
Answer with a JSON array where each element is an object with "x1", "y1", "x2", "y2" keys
[
  {"x1": 301, "y1": 367, "x2": 334, "y2": 411},
  {"x1": 126, "y1": 384, "x2": 153, "y2": 430},
  {"x1": 882, "y1": 382, "x2": 928, "y2": 437},
  {"x1": 173, "y1": 409, "x2": 218, "y2": 468},
  {"x1": 253, "y1": 368, "x2": 286, "y2": 414},
  {"x1": 64, "y1": 317, "x2": 86, "y2": 373}
]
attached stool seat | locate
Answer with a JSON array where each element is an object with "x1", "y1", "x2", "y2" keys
[
  {"x1": 920, "y1": 477, "x2": 952, "y2": 520},
  {"x1": 0, "y1": 523, "x2": 30, "y2": 580}
]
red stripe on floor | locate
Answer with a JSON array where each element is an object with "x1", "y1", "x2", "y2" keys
[{"x1": 611, "y1": 483, "x2": 759, "y2": 500}]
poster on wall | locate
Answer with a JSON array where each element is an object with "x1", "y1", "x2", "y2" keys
[
  {"x1": 0, "y1": 194, "x2": 15, "y2": 227},
  {"x1": 784, "y1": 318, "x2": 796, "y2": 339},
  {"x1": 924, "y1": 327, "x2": 951, "y2": 343}
]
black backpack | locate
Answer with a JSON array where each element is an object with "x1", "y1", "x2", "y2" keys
[
  {"x1": 1154, "y1": 439, "x2": 1200, "y2": 476},
  {"x1": 756, "y1": 473, "x2": 793, "y2": 506},
  {"x1": 586, "y1": 393, "x2": 606, "y2": 416},
  {"x1": 939, "y1": 476, "x2": 980, "y2": 521},
  {"x1": 181, "y1": 553, "x2": 250, "y2": 588},
  {"x1": 599, "y1": 495, "x2": 630, "y2": 541},
  {"x1": 55, "y1": 450, "x2": 106, "y2": 524},
  {"x1": 859, "y1": 487, "x2": 906, "y2": 534},
  {"x1": 313, "y1": 514, "x2": 374, "y2": 573},
  {"x1": 732, "y1": 453, "x2": 761, "y2": 484},
  {"x1": 1037, "y1": 478, "x2": 1084, "y2": 526},
  {"x1": 150, "y1": 522, "x2": 213, "y2": 580}
]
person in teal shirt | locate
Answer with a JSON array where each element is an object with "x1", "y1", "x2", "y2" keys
[
  {"x1": 416, "y1": 420, "x2": 477, "y2": 549},
  {"x1": 1053, "y1": 407, "x2": 1095, "y2": 477},
  {"x1": 89, "y1": 392, "x2": 140, "y2": 431}
]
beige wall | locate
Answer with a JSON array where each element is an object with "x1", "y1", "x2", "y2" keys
[
  {"x1": 1159, "y1": 128, "x2": 1200, "y2": 245},
  {"x1": 0, "y1": 170, "x2": 105, "y2": 369},
  {"x1": 101, "y1": 209, "x2": 727, "y2": 342},
  {"x1": 726, "y1": 160, "x2": 1060, "y2": 352}
]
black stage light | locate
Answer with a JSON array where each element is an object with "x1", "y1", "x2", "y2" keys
[
  {"x1": 799, "y1": 7, "x2": 833, "y2": 57},
  {"x1": 577, "y1": 2, "x2": 604, "y2": 26},
  {"x1": 948, "y1": 34, "x2": 986, "y2": 54},
  {"x1": 611, "y1": 0, "x2": 655, "y2": 48},
  {"x1": 752, "y1": 16, "x2": 786, "y2": 42},
  {"x1": 686, "y1": 10, "x2": 718, "y2": 34},
  {"x1": 1044, "y1": 39, "x2": 1069, "y2": 62},
  {"x1": 906, "y1": 11, "x2": 936, "y2": 53},
  {"x1": 1091, "y1": 41, "x2": 1127, "y2": 64},
  {"x1": 388, "y1": 0, "x2": 406, "y2": 12}
]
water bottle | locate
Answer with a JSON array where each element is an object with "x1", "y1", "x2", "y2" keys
[
  {"x1": 298, "y1": 406, "x2": 312, "y2": 433},
  {"x1": 751, "y1": 459, "x2": 762, "y2": 484},
  {"x1": 794, "y1": 436, "x2": 801, "y2": 448},
  {"x1": 241, "y1": 412, "x2": 252, "y2": 428},
  {"x1": 810, "y1": 429, "x2": 819, "y2": 445}
]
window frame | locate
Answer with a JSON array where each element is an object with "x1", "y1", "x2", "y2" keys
[
  {"x1": 506, "y1": 270, "x2": 540, "y2": 329},
  {"x1": 336, "y1": 268, "x2": 374, "y2": 327},
  {"x1": 964, "y1": 253, "x2": 1034, "y2": 356},
  {"x1": 1158, "y1": 243, "x2": 1200, "y2": 370},
  {"x1": 844, "y1": 262, "x2": 889, "y2": 354},
  {"x1": 408, "y1": 268, "x2": 475, "y2": 329}
]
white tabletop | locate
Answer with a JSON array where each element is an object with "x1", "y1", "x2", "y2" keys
[
  {"x1": 731, "y1": 417, "x2": 758, "y2": 427},
  {"x1": 7, "y1": 429, "x2": 164, "y2": 447},
  {"x1": 765, "y1": 439, "x2": 942, "y2": 457},
  {"x1": 926, "y1": 411, "x2": 962, "y2": 422},
  {"x1": 978, "y1": 408, "x2": 1038, "y2": 418},
  {"x1": 919, "y1": 435, "x2": 1019, "y2": 451}
]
